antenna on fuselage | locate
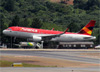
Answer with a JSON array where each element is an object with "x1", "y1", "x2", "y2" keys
[{"x1": 51, "y1": 28, "x2": 54, "y2": 31}]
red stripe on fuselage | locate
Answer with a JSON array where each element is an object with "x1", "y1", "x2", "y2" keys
[{"x1": 8, "y1": 26, "x2": 86, "y2": 35}]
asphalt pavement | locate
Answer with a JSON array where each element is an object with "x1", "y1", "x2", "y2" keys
[
  {"x1": 0, "y1": 67, "x2": 100, "y2": 72},
  {"x1": 0, "y1": 50, "x2": 100, "y2": 64},
  {"x1": 0, "y1": 49, "x2": 100, "y2": 72}
]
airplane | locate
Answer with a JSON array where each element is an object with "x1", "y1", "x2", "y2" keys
[{"x1": 3, "y1": 20, "x2": 96, "y2": 43}]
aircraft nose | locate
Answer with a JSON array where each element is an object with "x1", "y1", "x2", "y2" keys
[{"x1": 3, "y1": 30, "x2": 7, "y2": 35}]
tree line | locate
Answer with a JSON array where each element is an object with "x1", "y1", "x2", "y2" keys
[{"x1": 0, "y1": 0, "x2": 100, "y2": 47}]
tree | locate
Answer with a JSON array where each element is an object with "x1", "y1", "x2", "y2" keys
[
  {"x1": 68, "y1": 22, "x2": 79, "y2": 32},
  {"x1": 0, "y1": 19, "x2": 4, "y2": 43},
  {"x1": 87, "y1": 0, "x2": 100, "y2": 10},
  {"x1": 96, "y1": 33, "x2": 100, "y2": 44},
  {"x1": 31, "y1": 18, "x2": 42, "y2": 28},
  {"x1": 4, "y1": 0, "x2": 15, "y2": 11},
  {"x1": 19, "y1": 18, "x2": 32, "y2": 27},
  {"x1": 74, "y1": 0, "x2": 88, "y2": 9},
  {"x1": 0, "y1": 15, "x2": 8, "y2": 44},
  {"x1": 9, "y1": 15, "x2": 20, "y2": 27}
]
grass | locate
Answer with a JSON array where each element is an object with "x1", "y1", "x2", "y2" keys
[
  {"x1": 23, "y1": 63, "x2": 49, "y2": 67},
  {"x1": 0, "y1": 60, "x2": 56, "y2": 67},
  {"x1": 0, "y1": 60, "x2": 13, "y2": 67}
]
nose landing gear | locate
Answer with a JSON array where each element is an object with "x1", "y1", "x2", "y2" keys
[{"x1": 36, "y1": 41, "x2": 44, "y2": 49}]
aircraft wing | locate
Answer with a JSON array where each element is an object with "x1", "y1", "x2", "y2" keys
[{"x1": 41, "y1": 28, "x2": 69, "y2": 41}]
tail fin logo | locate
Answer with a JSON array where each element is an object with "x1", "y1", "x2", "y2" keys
[
  {"x1": 78, "y1": 20, "x2": 96, "y2": 35},
  {"x1": 83, "y1": 27, "x2": 92, "y2": 35}
]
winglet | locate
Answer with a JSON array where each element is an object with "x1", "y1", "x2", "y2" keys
[
  {"x1": 64, "y1": 28, "x2": 69, "y2": 33},
  {"x1": 57, "y1": 28, "x2": 69, "y2": 36}
]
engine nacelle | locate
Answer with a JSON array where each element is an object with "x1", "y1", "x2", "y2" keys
[{"x1": 32, "y1": 36, "x2": 42, "y2": 42}]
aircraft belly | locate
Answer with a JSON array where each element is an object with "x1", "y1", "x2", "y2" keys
[
  {"x1": 55, "y1": 34, "x2": 84, "y2": 42},
  {"x1": 13, "y1": 31, "x2": 49, "y2": 38},
  {"x1": 11, "y1": 31, "x2": 33, "y2": 38},
  {"x1": 53, "y1": 35, "x2": 73, "y2": 42},
  {"x1": 59, "y1": 36, "x2": 73, "y2": 42}
]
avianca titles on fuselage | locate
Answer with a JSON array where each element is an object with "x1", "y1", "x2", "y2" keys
[{"x1": 3, "y1": 20, "x2": 96, "y2": 42}]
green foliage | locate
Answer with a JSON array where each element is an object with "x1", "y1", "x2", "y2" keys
[
  {"x1": 9, "y1": 15, "x2": 20, "y2": 27},
  {"x1": 0, "y1": 14, "x2": 8, "y2": 44},
  {"x1": 41, "y1": 22, "x2": 63, "y2": 31},
  {"x1": 23, "y1": 63, "x2": 50, "y2": 67},
  {"x1": 74, "y1": 0, "x2": 88, "y2": 9},
  {"x1": 87, "y1": 0, "x2": 100, "y2": 9},
  {"x1": 19, "y1": 18, "x2": 32, "y2": 27},
  {"x1": 4, "y1": 0, "x2": 15, "y2": 11},
  {"x1": 0, "y1": 60, "x2": 13, "y2": 67},
  {"x1": 74, "y1": 0, "x2": 100, "y2": 10},
  {"x1": 0, "y1": 60, "x2": 53, "y2": 67},
  {"x1": 31, "y1": 18, "x2": 42, "y2": 28}
]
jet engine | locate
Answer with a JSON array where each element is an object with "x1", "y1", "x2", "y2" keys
[{"x1": 32, "y1": 36, "x2": 42, "y2": 42}]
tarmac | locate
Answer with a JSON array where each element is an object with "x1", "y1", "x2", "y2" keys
[
  {"x1": 0, "y1": 67, "x2": 100, "y2": 72},
  {"x1": 0, "y1": 49, "x2": 100, "y2": 63},
  {"x1": 0, "y1": 49, "x2": 100, "y2": 72}
]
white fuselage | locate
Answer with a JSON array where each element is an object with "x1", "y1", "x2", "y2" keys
[{"x1": 3, "y1": 30, "x2": 96, "y2": 42}]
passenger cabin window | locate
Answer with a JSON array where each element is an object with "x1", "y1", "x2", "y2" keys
[{"x1": 7, "y1": 28, "x2": 12, "y2": 30}]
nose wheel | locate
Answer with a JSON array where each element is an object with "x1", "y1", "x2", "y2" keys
[
  {"x1": 36, "y1": 41, "x2": 44, "y2": 49},
  {"x1": 41, "y1": 41, "x2": 44, "y2": 48}
]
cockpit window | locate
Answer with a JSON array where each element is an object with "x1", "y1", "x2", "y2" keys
[{"x1": 7, "y1": 28, "x2": 12, "y2": 30}]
